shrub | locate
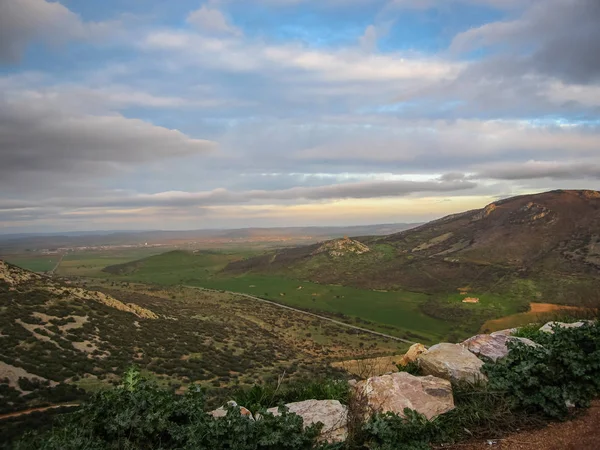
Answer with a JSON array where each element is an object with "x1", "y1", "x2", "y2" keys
[
  {"x1": 14, "y1": 368, "x2": 332, "y2": 450},
  {"x1": 484, "y1": 321, "x2": 600, "y2": 418},
  {"x1": 395, "y1": 361, "x2": 421, "y2": 376},
  {"x1": 233, "y1": 377, "x2": 349, "y2": 413}
]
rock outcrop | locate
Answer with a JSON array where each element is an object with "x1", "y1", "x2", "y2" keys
[
  {"x1": 266, "y1": 399, "x2": 348, "y2": 443},
  {"x1": 490, "y1": 328, "x2": 518, "y2": 337},
  {"x1": 355, "y1": 372, "x2": 454, "y2": 420},
  {"x1": 311, "y1": 237, "x2": 370, "y2": 258},
  {"x1": 461, "y1": 333, "x2": 538, "y2": 362},
  {"x1": 418, "y1": 343, "x2": 487, "y2": 384},
  {"x1": 397, "y1": 343, "x2": 428, "y2": 366},
  {"x1": 539, "y1": 321, "x2": 591, "y2": 333}
]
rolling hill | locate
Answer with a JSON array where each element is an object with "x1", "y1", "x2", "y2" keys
[{"x1": 224, "y1": 190, "x2": 600, "y2": 305}]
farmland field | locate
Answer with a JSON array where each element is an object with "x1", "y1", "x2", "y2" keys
[
  {"x1": 55, "y1": 248, "x2": 169, "y2": 277},
  {"x1": 85, "y1": 251, "x2": 455, "y2": 343},
  {"x1": 0, "y1": 255, "x2": 58, "y2": 273}
]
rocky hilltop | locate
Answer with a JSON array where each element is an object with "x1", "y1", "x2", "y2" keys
[{"x1": 311, "y1": 237, "x2": 370, "y2": 258}]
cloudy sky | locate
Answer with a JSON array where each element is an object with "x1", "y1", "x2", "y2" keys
[{"x1": 1, "y1": 0, "x2": 599, "y2": 232}]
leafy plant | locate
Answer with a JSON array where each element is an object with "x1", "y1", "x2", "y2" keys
[
  {"x1": 363, "y1": 409, "x2": 440, "y2": 450},
  {"x1": 511, "y1": 322, "x2": 544, "y2": 341},
  {"x1": 484, "y1": 321, "x2": 600, "y2": 418},
  {"x1": 14, "y1": 368, "x2": 330, "y2": 450},
  {"x1": 395, "y1": 360, "x2": 421, "y2": 376},
  {"x1": 233, "y1": 377, "x2": 349, "y2": 414}
]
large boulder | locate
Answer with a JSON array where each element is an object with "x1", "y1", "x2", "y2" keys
[
  {"x1": 266, "y1": 399, "x2": 348, "y2": 443},
  {"x1": 355, "y1": 372, "x2": 454, "y2": 420},
  {"x1": 490, "y1": 328, "x2": 518, "y2": 337},
  {"x1": 461, "y1": 334, "x2": 539, "y2": 362},
  {"x1": 418, "y1": 343, "x2": 487, "y2": 384},
  {"x1": 539, "y1": 321, "x2": 592, "y2": 333},
  {"x1": 209, "y1": 400, "x2": 253, "y2": 419},
  {"x1": 397, "y1": 343, "x2": 428, "y2": 366}
]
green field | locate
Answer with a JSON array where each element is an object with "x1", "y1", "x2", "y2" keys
[
  {"x1": 89, "y1": 250, "x2": 454, "y2": 343},
  {"x1": 1, "y1": 255, "x2": 58, "y2": 272},
  {"x1": 55, "y1": 248, "x2": 172, "y2": 277}
]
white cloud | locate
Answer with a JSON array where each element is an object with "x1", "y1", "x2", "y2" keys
[
  {"x1": 142, "y1": 30, "x2": 460, "y2": 83},
  {"x1": 187, "y1": 5, "x2": 242, "y2": 36}
]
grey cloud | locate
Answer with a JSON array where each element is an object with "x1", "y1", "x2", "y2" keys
[
  {"x1": 0, "y1": 0, "x2": 122, "y2": 63},
  {"x1": 1, "y1": 179, "x2": 477, "y2": 213},
  {"x1": 476, "y1": 160, "x2": 600, "y2": 181},
  {"x1": 0, "y1": 98, "x2": 215, "y2": 188},
  {"x1": 451, "y1": 0, "x2": 600, "y2": 84}
]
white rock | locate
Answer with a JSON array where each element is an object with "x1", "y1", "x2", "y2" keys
[
  {"x1": 490, "y1": 328, "x2": 518, "y2": 337},
  {"x1": 539, "y1": 321, "x2": 592, "y2": 333},
  {"x1": 266, "y1": 399, "x2": 348, "y2": 443},
  {"x1": 461, "y1": 334, "x2": 539, "y2": 362},
  {"x1": 355, "y1": 371, "x2": 454, "y2": 420},
  {"x1": 418, "y1": 343, "x2": 487, "y2": 384},
  {"x1": 209, "y1": 400, "x2": 253, "y2": 419}
]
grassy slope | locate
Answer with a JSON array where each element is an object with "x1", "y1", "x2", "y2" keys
[
  {"x1": 1, "y1": 255, "x2": 57, "y2": 272},
  {"x1": 1, "y1": 261, "x2": 404, "y2": 416}
]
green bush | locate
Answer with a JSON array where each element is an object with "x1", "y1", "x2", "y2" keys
[
  {"x1": 363, "y1": 409, "x2": 439, "y2": 450},
  {"x1": 395, "y1": 361, "x2": 421, "y2": 376},
  {"x1": 14, "y1": 368, "x2": 336, "y2": 450},
  {"x1": 511, "y1": 323, "x2": 544, "y2": 341},
  {"x1": 233, "y1": 378, "x2": 349, "y2": 414},
  {"x1": 484, "y1": 321, "x2": 600, "y2": 418}
]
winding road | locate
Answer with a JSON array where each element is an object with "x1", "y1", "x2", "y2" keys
[
  {"x1": 0, "y1": 404, "x2": 79, "y2": 421},
  {"x1": 49, "y1": 253, "x2": 65, "y2": 276},
  {"x1": 186, "y1": 285, "x2": 417, "y2": 345}
]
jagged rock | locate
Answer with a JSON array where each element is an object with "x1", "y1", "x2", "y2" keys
[
  {"x1": 418, "y1": 343, "x2": 487, "y2": 384},
  {"x1": 398, "y1": 343, "x2": 428, "y2": 366},
  {"x1": 461, "y1": 334, "x2": 539, "y2": 362},
  {"x1": 210, "y1": 401, "x2": 253, "y2": 419},
  {"x1": 490, "y1": 328, "x2": 518, "y2": 337},
  {"x1": 355, "y1": 372, "x2": 454, "y2": 420},
  {"x1": 539, "y1": 321, "x2": 592, "y2": 333},
  {"x1": 266, "y1": 400, "x2": 347, "y2": 443}
]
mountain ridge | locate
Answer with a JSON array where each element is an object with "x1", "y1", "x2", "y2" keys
[{"x1": 223, "y1": 190, "x2": 600, "y2": 304}]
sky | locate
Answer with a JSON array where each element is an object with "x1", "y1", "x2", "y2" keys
[{"x1": 0, "y1": 0, "x2": 599, "y2": 233}]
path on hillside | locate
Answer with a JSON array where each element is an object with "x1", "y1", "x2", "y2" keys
[
  {"x1": 442, "y1": 400, "x2": 600, "y2": 450},
  {"x1": 0, "y1": 403, "x2": 79, "y2": 421},
  {"x1": 186, "y1": 286, "x2": 417, "y2": 345},
  {"x1": 49, "y1": 253, "x2": 65, "y2": 276}
]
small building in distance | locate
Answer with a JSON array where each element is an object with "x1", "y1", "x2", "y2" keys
[{"x1": 462, "y1": 297, "x2": 480, "y2": 304}]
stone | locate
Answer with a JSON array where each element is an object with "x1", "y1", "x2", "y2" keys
[
  {"x1": 355, "y1": 372, "x2": 454, "y2": 420},
  {"x1": 539, "y1": 321, "x2": 592, "y2": 333},
  {"x1": 397, "y1": 343, "x2": 428, "y2": 366},
  {"x1": 210, "y1": 400, "x2": 253, "y2": 419},
  {"x1": 418, "y1": 343, "x2": 487, "y2": 384},
  {"x1": 266, "y1": 399, "x2": 348, "y2": 443},
  {"x1": 490, "y1": 328, "x2": 518, "y2": 337},
  {"x1": 461, "y1": 334, "x2": 539, "y2": 362}
]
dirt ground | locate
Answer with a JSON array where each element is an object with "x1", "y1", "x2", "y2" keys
[
  {"x1": 481, "y1": 302, "x2": 586, "y2": 332},
  {"x1": 442, "y1": 400, "x2": 600, "y2": 450}
]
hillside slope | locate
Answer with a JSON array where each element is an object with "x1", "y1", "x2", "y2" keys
[
  {"x1": 224, "y1": 190, "x2": 600, "y2": 304},
  {"x1": 0, "y1": 260, "x2": 400, "y2": 415}
]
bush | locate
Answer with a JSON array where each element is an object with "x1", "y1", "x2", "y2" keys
[
  {"x1": 395, "y1": 361, "x2": 421, "y2": 376},
  {"x1": 484, "y1": 321, "x2": 600, "y2": 418},
  {"x1": 233, "y1": 378, "x2": 349, "y2": 414},
  {"x1": 15, "y1": 368, "x2": 334, "y2": 450}
]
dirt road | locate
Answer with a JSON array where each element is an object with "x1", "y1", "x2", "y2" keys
[
  {"x1": 186, "y1": 286, "x2": 417, "y2": 345},
  {"x1": 0, "y1": 404, "x2": 79, "y2": 421}
]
